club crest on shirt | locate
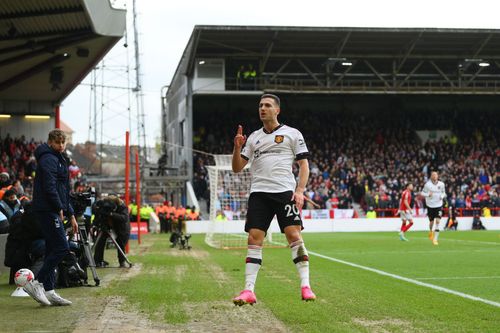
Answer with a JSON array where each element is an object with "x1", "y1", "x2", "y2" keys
[{"x1": 274, "y1": 135, "x2": 284, "y2": 143}]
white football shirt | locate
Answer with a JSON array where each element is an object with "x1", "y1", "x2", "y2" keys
[
  {"x1": 241, "y1": 124, "x2": 309, "y2": 193},
  {"x1": 421, "y1": 180, "x2": 446, "y2": 208}
]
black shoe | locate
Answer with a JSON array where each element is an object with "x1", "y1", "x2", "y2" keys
[
  {"x1": 119, "y1": 262, "x2": 128, "y2": 268},
  {"x1": 96, "y1": 261, "x2": 109, "y2": 268}
]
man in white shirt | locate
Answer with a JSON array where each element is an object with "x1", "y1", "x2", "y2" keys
[
  {"x1": 232, "y1": 94, "x2": 316, "y2": 305},
  {"x1": 421, "y1": 171, "x2": 446, "y2": 245}
]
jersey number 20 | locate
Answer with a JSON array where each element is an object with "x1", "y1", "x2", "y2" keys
[{"x1": 285, "y1": 204, "x2": 299, "y2": 217}]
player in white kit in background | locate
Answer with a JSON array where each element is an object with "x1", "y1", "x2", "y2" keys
[{"x1": 421, "y1": 171, "x2": 446, "y2": 245}]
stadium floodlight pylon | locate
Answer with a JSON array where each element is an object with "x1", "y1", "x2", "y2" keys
[{"x1": 205, "y1": 155, "x2": 286, "y2": 249}]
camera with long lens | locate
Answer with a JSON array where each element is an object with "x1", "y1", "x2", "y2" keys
[
  {"x1": 169, "y1": 215, "x2": 192, "y2": 250},
  {"x1": 70, "y1": 187, "x2": 96, "y2": 220}
]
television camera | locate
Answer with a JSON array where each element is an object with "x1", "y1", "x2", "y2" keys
[
  {"x1": 169, "y1": 215, "x2": 192, "y2": 250},
  {"x1": 68, "y1": 188, "x2": 100, "y2": 286},
  {"x1": 70, "y1": 190, "x2": 95, "y2": 219}
]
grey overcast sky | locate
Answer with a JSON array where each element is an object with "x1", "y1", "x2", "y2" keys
[{"x1": 61, "y1": 0, "x2": 500, "y2": 147}]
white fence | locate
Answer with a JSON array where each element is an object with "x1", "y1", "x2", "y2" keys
[{"x1": 187, "y1": 217, "x2": 500, "y2": 234}]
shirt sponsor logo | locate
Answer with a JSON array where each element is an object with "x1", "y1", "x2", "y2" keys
[
  {"x1": 254, "y1": 149, "x2": 282, "y2": 159},
  {"x1": 275, "y1": 135, "x2": 284, "y2": 143}
]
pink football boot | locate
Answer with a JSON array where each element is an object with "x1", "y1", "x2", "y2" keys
[
  {"x1": 301, "y1": 286, "x2": 316, "y2": 301},
  {"x1": 233, "y1": 290, "x2": 257, "y2": 306}
]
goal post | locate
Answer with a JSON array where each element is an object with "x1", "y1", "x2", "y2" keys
[{"x1": 204, "y1": 155, "x2": 286, "y2": 249}]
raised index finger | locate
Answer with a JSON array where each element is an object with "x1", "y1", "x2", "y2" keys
[{"x1": 237, "y1": 125, "x2": 243, "y2": 135}]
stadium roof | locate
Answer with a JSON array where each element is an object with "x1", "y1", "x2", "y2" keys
[
  {"x1": 0, "y1": 0, "x2": 126, "y2": 103},
  {"x1": 170, "y1": 25, "x2": 500, "y2": 94}
]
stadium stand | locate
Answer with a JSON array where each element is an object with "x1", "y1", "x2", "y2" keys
[
  {"x1": 0, "y1": 135, "x2": 41, "y2": 198},
  {"x1": 164, "y1": 26, "x2": 500, "y2": 219},
  {"x1": 192, "y1": 109, "x2": 499, "y2": 216}
]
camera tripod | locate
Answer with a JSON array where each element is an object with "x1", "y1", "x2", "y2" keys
[
  {"x1": 76, "y1": 224, "x2": 100, "y2": 286},
  {"x1": 169, "y1": 218, "x2": 191, "y2": 250},
  {"x1": 92, "y1": 227, "x2": 133, "y2": 268}
]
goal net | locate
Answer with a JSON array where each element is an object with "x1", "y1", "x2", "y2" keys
[{"x1": 204, "y1": 155, "x2": 286, "y2": 249}]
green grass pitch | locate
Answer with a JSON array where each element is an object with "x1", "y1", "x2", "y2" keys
[{"x1": 1, "y1": 230, "x2": 499, "y2": 332}]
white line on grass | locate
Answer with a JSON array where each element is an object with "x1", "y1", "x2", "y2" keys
[
  {"x1": 412, "y1": 237, "x2": 500, "y2": 246},
  {"x1": 324, "y1": 249, "x2": 497, "y2": 255},
  {"x1": 440, "y1": 238, "x2": 500, "y2": 246},
  {"x1": 307, "y1": 249, "x2": 500, "y2": 308},
  {"x1": 416, "y1": 276, "x2": 500, "y2": 280}
]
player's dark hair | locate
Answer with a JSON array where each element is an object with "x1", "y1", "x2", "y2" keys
[{"x1": 260, "y1": 93, "x2": 280, "y2": 107}]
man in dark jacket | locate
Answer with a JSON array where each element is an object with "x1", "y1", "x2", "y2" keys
[{"x1": 23, "y1": 129, "x2": 77, "y2": 306}]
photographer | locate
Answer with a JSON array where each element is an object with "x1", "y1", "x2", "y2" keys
[{"x1": 93, "y1": 195, "x2": 130, "y2": 268}]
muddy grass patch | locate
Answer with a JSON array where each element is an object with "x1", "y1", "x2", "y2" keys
[{"x1": 352, "y1": 317, "x2": 421, "y2": 333}]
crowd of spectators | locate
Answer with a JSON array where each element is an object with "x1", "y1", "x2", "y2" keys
[
  {"x1": 192, "y1": 109, "x2": 499, "y2": 215},
  {"x1": 0, "y1": 134, "x2": 83, "y2": 200},
  {"x1": 0, "y1": 134, "x2": 40, "y2": 198}
]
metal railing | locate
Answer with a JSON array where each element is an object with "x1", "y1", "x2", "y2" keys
[{"x1": 219, "y1": 77, "x2": 500, "y2": 94}]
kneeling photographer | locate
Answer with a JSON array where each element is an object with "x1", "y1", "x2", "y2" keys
[{"x1": 92, "y1": 195, "x2": 130, "y2": 268}]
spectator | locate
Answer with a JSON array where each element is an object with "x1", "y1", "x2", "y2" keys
[
  {"x1": 187, "y1": 206, "x2": 200, "y2": 220},
  {"x1": 68, "y1": 160, "x2": 81, "y2": 180},
  {"x1": 0, "y1": 188, "x2": 21, "y2": 223},
  {"x1": 12, "y1": 179, "x2": 24, "y2": 197},
  {"x1": 482, "y1": 206, "x2": 492, "y2": 218},
  {"x1": 366, "y1": 207, "x2": 377, "y2": 219},
  {"x1": 0, "y1": 210, "x2": 8, "y2": 233},
  {"x1": 215, "y1": 210, "x2": 227, "y2": 221},
  {"x1": 0, "y1": 171, "x2": 10, "y2": 188}
]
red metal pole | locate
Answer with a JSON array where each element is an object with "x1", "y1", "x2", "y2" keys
[
  {"x1": 55, "y1": 105, "x2": 60, "y2": 129},
  {"x1": 125, "y1": 131, "x2": 130, "y2": 253},
  {"x1": 135, "y1": 150, "x2": 141, "y2": 244}
]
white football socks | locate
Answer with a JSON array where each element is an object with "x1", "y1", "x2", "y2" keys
[
  {"x1": 434, "y1": 225, "x2": 440, "y2": 241},
  {"x1": 244, "y1": 245, "x2": 262, "y2": 292},
  {"x1": 290, "y1": 240, "x2": 310, "y2": 288}
]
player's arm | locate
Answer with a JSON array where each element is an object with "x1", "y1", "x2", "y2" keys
[
  {"x1": 404, "y1": 194, "x2": 411, "y2": 212},
  {"x1": 440, "y1": 183, "x2": 446, "y2": 200},
  {"x1": 232, "y1": 125, "x2": 248, "y2": 173},
  {"x1": 420, "y1": 183, "x2": 431, "y2": 197},
  {"x1": 292, "y1": 158, "x2": 309, "y2": 210}
]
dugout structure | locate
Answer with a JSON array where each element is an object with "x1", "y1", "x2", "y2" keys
[
  {"x1": 0, "y1": 0, "x2": 126, "y2": 140},
  {"x1": 163, "y1": 26, "x2": 500, "y2": 243}
]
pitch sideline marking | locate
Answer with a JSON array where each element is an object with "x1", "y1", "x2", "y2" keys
[
  {"x1": 416, "y1": 276, "x2": 500, "y2": 280},
  {"x1": 437, "y1": 238, "x2": 500, "y2": 246},
  {"x1": 307, "y1": 249, "x2": 500, "y2": 308},
  {"x1": 411, "y1": 237, "x2": 500, "y2": 246}
]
